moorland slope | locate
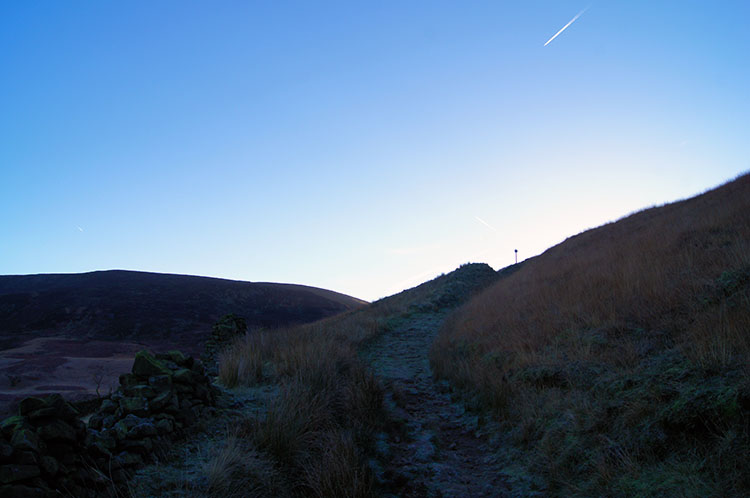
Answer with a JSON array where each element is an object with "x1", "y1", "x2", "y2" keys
[
  {"x1": 433, "y1": 173, "x2": 750, "y2": 496},
  {"x1": 0, "y1": 269, "x2": 365, "y2": 351},
  {"x1": 0, "y1": 270, "x2": 364, "y2": 414}
]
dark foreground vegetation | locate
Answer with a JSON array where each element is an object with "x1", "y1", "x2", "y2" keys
[{"x1": 432, "y1": 174, "x2": 750, "y2": 496}]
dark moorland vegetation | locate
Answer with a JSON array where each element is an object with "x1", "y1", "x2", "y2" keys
[
  {"x1": 432, "y1": 173, "x2": 750, "y2": 496},
  {"x1": 0, "y1": 270, "x2": 364, "y2": 352}
]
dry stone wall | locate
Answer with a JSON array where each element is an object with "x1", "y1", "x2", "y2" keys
[
  {"x1": 201, "y1": 313, "x2": 247, "y2": 375},
  {"x1": 0, "y1": 350, "x2": 218, "y2": 497}
]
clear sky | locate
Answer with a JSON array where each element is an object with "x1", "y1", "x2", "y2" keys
[{"x1": 2, "y1": 1, "x2": 748, "y2": 301}]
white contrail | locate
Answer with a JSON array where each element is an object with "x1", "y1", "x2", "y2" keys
[
  {"x1": 474, "y1": 216, "x2": 497, "y2": 232},
  {"x1": 544, "y1": 7, "x2": 588, "y2": 46}
]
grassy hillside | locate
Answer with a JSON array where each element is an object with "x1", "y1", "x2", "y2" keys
[
  {"x1": 210, "y1": 263, "x2": 497, "y2": 497},
  {"x1": 0, "y1": 270, "x2": 365, "y2": 352},
  {"x1": 431, "y1": 174, "x2": 750, "y2": 495}
]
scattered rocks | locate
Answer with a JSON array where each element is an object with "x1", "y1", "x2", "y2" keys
[{"x1": 0, "y1": 349, "x2": 218, "y2": 496}]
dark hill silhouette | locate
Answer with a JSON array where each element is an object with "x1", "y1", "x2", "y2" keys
[{"x1": 0, "y1": 270, "x2": 365, "y2": 351}]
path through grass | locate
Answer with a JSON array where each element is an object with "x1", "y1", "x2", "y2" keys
[{"x1": 361, "y1": 310, "x2": 511, "y2": 497}]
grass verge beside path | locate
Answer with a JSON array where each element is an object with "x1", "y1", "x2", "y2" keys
[{"x1": 215, "y1": 263, "x2": 498, "y2": 497}]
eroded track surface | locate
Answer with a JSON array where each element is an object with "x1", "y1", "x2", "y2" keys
[{"x1": 362, "y1": 312, "x2": 510, "y2": 497}]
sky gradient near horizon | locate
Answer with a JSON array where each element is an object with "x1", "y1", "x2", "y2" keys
[{"x1": 2, "y1": 1, "x2": 749, "y2": 301}]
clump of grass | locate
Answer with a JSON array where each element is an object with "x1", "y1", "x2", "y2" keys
[
  {"x1": 301, "y1": 431, "x2": 374, "y2": 498},
  {"x1": 237, "y1": 355, "x2": 384, "y2": 495},
  {"x1": 218, "y1": 330, "x2": 273, "y2": 387},
  {"x1": 215, "y1": 312, "x2": 387, "y2": 496},
  {"x1": 249, "y1": 381, "x2": 335, "y2": 465},
  {"x1": 213, "y1": 263, "x2": 496, "y2": 496},
  {"x1": 432, "y1": 173, "x2": 750, "y2": 496},
  {"x1": 202, "y1": 432, "x2": 282, "y2": 498}
]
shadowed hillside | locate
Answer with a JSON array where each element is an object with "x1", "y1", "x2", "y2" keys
[
  {"x1": 432, "y1": 173, "x2": 750, "y2": 496},
  {"x1": 0, "y1": 270, "x2": 365, "y2": 351},
  {"x1": 0, "y1": 270, "x2": 364, "y2": 415}
]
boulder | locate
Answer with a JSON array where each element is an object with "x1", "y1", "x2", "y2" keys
[
  {"x1": 126, "y1": 421, "x2": 157, "y2": 439},
  {"x1": 37, "y1": 420, "x2": 77, "y2": 443},
  {"x1": 118, "y1": 396, "x2": 149, "y2": 417},
  {"x1": 87, "y1": 413, "x2": 104, "y2": 431},
  {"x1": 0, "y1": 463, "x2": 40, "y2": 484},
  {"x1": 114, "y1": 451, "x2": 143, "y2": 468},
  {"x1": 191, "y1": 360, "x2": 206, "y2": 376},
  {"x1": 131, "y1": 351, "x2": 172, "y2": 379},
  {"x1": 0, "y1": 483, "x2": 50, "y2": 498},
  {"x1": 148, "y1": 374, "x2": 172, "y2": 390},
  {"x1": 119, "y1": 373, "x2": 139, "y2": 388},
  {"x1": 18, "y1": 398, "x2": 46, "y2": 417},
  {"x1": 26, "y1": 407, "x2": 58, "y2": 422},
  {"x1": 0, "y1": 441, "x2": 12, "y2": 463},
  {"x1": 165, "y1": 350, "x2": 189, "y2": 366},
  {"x1": 120, "y1": 437, "x2": 153, "y2": 453},
  {"x1": 101, "y1": 415, "x2": 117, "y2": 429},
  {"x1": 155, "y1": 419, "x2": 174, "y2": 435},
  {"x1": 174, "y1": 383, "x2": 194, "y2": 394},
  {"x1": 10, "y1": 428, "x2": 41, "y2": 453},
  {"x1": 149, "y1": 390, "x2": 173, "y2": 411},
  {"x1": 173, "y1": 368, "x2": 200, "y2": 386},
  {"x1": 39, "y1": 456, "x2": 58, "y2": 477},
  {"x1": 125, "y1": 385, "x2": 156, "y2": 399},
  {"x1": 194, "y1": 384, "x2": 211, "y2": 403},
  {"x1": 98, "y1": 399, "x2": 117, "y2": 414},
  {"x1": 1, "y1": 416, "x2": 26, "y2": 438},
  {"x1": 16, "y1": 451, "x2": 37, "y2": 465},
  {"x1": 40, "y1": 394, "x2": 78, "y2": 421}
]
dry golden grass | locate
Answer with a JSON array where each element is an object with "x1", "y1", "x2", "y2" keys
[
  {"x1": 435, "y1": 173, "x2": 750, "y2": 375},
  {"x1": 432, "y1": 173, "x2": 750, "y2": 496},
  {"x1": 214, "y1": 304, "x2": 390, "y2": 496}
]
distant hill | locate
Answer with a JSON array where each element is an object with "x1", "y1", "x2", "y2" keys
[{"x1": 0, "y1": 270, "x2": 365, "y2": 352}]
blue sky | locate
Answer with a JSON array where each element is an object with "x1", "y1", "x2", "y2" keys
[{"x1": 2, "y1": 1, "x2": 748, "y2": 301}]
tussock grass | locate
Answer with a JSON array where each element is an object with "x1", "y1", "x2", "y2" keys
[
  {"x1": 202, "y1": 433, "x2": 282, "y2": 498},
  {"x1": 213, "y1": 263, "x2": 496, "y2": 496},
  {"x1": 215, "y1": 306, "x2": 388, "y2": 496},
  {"x1": 432, "y1": 173, "x2": 750, "y2": 496},
  {"x1": 301, "y1": 431, "x2": 373, "y2": 498}
]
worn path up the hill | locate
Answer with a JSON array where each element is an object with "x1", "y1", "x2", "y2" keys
[{"x1": 361, "y1": 311, "x2": 511, "y2": 497}]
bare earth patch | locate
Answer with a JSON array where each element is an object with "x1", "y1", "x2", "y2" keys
[{"x1": 0, "y1": 335, "x2": 156, "y2": 416}]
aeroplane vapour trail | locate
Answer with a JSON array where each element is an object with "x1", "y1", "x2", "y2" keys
[
  {"x1": 475, "y1": 216, "x2": 498, "y2": 232},
  {"x1": 544, "y1": 7, "x2": 588, "y2": 46}
]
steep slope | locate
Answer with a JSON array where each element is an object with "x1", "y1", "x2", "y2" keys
[{"x1": 432, "y1": 173, "x2": 750, "y2": 496}]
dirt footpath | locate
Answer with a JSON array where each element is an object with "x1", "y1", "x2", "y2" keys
[{"x1": 361, "y1": 311, "x2": 511, "y2": 497}]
